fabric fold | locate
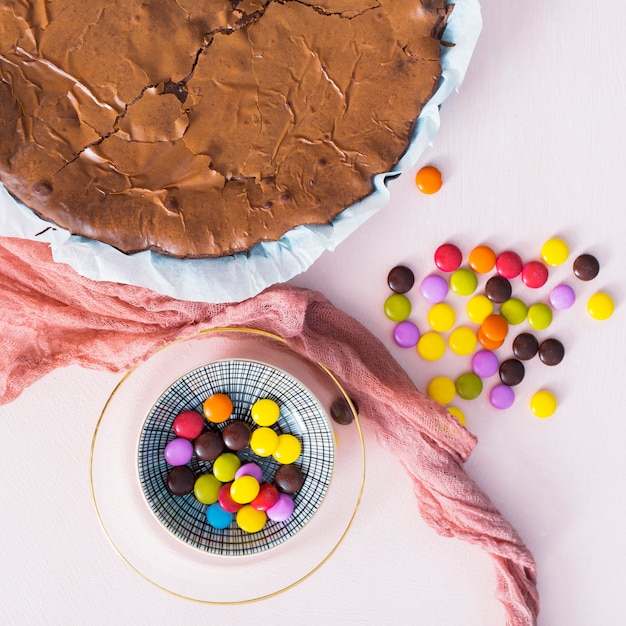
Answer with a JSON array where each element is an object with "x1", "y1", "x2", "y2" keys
[{"x1": 0, "y1": 235, "x2": 538, "y2": 624}]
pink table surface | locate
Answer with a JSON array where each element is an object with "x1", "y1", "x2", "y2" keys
[{"x1": 1, "y1": 2, "x2": 624, "y2": 624}]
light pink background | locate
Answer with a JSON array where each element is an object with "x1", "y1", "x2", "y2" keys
[{"x1": 1, "y1": 1, "x2": 624, "y2": 624}]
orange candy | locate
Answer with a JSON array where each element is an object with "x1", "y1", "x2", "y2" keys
[
  {"x1": 468, "y1": 245, "x2": 497, "y2": 274},
  {"x1": 480, "y1": 314, "x2": 509, "y2": 342},
  {"x1": 202, "y1": 393, "x2": 233, "y2": 423},
  {"x1": 415, "y1": 166, "x2": 443, "y2": 194},
  {"x1": 477, "y1": 327, "x2": 504, "y2": 351}
]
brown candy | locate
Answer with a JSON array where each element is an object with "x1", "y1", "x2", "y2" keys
[
  {"x1": 221, "y1": 420, "x2": 252, "y2": 451},
  {"x1": 538, "y1": 338, "x2": 565, "y2": 366},
  {"x1": 193, "y1": 430, "x2": 224, "y2": 462},
  {"x1": 387, "y1": 266, "x2": 415, "y2": 294},
  {"x1": 499, "y1": 359, "x2": 525, "y2": 386},
  {"x1": 512, "y1": 333, "x2": 539, "y2": 361},
  {"x1": 166, "y1": 466, "x2": 195, "y2": 496},
  {"x1": 274, "y1": 464, "x2": 304, "y2": 494},
  {"x1": 573, "y1": 254, "x2": 600, "y2": 281},
  {"x1": 485, "y1": 276, "x2": 512, "y2": 303},
  {"x1": 330, "y1": 398, "x2": 357, "y2": 426}
]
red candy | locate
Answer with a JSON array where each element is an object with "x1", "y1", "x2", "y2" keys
[
  {"x1": 250, "y1": 483, "x2": 280, "y2": 511},
  {"x1": 434, "y1": 243, "x2": 462, "y2": 272},
  {"x1": 495, "y1": 250, "x2": 523, "y2": 278},
  {"x1": 218, "y1": 482, "x2": 243, "y2": 513},
  {"x1": 521, "y1": 261, "x2": 549, "y2": 288},
  {"x1": 172, "y1": 410, "x2": 205, "y2": 440}
]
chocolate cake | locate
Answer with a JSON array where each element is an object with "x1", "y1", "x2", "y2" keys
[{"x1": 0, "y1": 0, "x2": 450, "y2": 258}]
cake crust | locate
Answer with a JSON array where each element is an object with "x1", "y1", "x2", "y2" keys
[{"x1": 0, "y1": 0, "x2": 449, "y2": 258}]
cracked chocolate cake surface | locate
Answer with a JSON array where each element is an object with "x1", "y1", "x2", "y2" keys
[{"x1": 0, "y1": 0, "x2": 450, "y2": 258}]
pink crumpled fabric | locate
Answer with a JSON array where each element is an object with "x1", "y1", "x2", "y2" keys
[{"x1": 0, "y1": 235, "x2": 538, "y2": 624}]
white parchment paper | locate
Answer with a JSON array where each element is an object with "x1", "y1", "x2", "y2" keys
[{"x1": 0, "y1": 0, "x2": 482, "y2": 303}]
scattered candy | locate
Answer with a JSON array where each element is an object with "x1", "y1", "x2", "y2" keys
[
  {"x1": 495, "y1": 250, "x2": 523, "y2": 279},
  {"x1": 221, "y1": 420, "x2": 252, "y2": 450},
  {"x1": 166, "y1": 466, "x2": 195, "y2": 496},
  {"x1": 235, "y1": 462, "x2": 264, "y2": 482},
  {"x1": 477, "y1": 326, "x2": 504, "y2": 351},
  {"x1": 485, "y1": 275, "x2": 512, "y2": 303},
  {"x1": 230, "y1": 475, "x2": 261, "y2": 504},
  {"x1": 194, "y1": 473, "x2": 222, "y2": 505},
  {"x1": 417, "y1": 331, "x2": 447, "y2": 361},
  {"x1": 512, "y1": 332, "x2": 539, "y2": 360},
  {"x1": 499, "y1": 359, "x2": 525, "y2": 386},
  {"x1": 489, "y1": 384, "x2": 515, "y2": 410},
  {"x1": 164, "y1": 438, "x2": 194, "y2": 466},
  {"x1": 193, "y1": 430, "x2": 225, "y2": 462},
  {"x1": 218, "y1": 483, "x2": 243, "y2": 513},
  {"x1": 415, "y1": 165, "x2": 443, "y2": 194},
  {"x1": 330, "y1": 398, "x2": 356, "y2": 425},
  {"x1": 251, "y1": 398, "x2": 280, "y2": 427},
  {"x1": 587, "y1": 292, "x2": 614, "y2": 320},
  {"x1": 384, "y1": 293, "x2": 412, "y2": 322},
  {"x1": 527, "y1": 302, "x2": 553, "y2": 330},
  {"x1": 448, "y1": 326, "x2": 477, "y2": 356},
  {"x1": 274, "y1": 464, "x2": 305, "y2": 494},
  {"x1": 471, "y1": 350, "x2": 500, "y2": 378},
  {"x1": 573, "y1": 253, "x2": 600, "y2": 281},
  {"x1": 541, "y1": 237, "x2": 569, "y2": 266},
  {"x1": 468, "y1": 245, "x2": 496, "y2": 274},
  {"x1": 466, "y1": 294, "x2": 494, "y2": 324},
  {"x1": 212, "y1": 452, "x2": 242, "y2": 482},
  {"x1": 538, "y1": 338, "x2": 565, "y2": 366},
  {"x1": 203, "y1": 393, "x2": 233, "y2": 424},
  {"x1": 206, "y1": 503, "x2": 234, "y2": 529},
  {"x1": 427, "y1": 302, "x2": 456, "y2": 332},
  {"x1": 393, "y1": 320, "x2": 420, "y2": 348},
  {"x1": 172, "y1": 410, "x2": 204, "y2": 440},
  {"x1": 236, "y1": 505, "x2": 267, "y2": 533},
  {"x1": 500, "y1": 297, "x2": 528, "y2": 325},
  {"x1": 434, "y1": 243, "x2": 462, "y2": 272},
  {"x1": 447, "y1": 406, "x2": 466, "y2": 426},
  {"x1": 266, "y1": 493, "x2": 295, "y2": 522},
  {"x1": 387, "y1": 265, "x2": 415, "y2": 294},
  {"x1": 249, "y1": 427, "x2": 279, "y2": 457},
  {"x1": 450, "y1": 268, "x2": 478, "y2": 296},
  {"x1": 549, "y1": 284, "x2": 576, "y2": 310},
  {"x1": 251, "y1": 483, "x2": 280, "y2": 511},
  {"x1": 420, "y1": 274, "x2": 449, "y2": 303},
  {"x1": 530, "y1": 390, "x2": 557, "y2": 418},
  {"x1": 481, "y1": 314, "x2": 509, "y2": 342},
  {"x1": 455, "y1": 372, "x2": 483, "y2": 400},
  {"x1": 272, "y1": 433, "x2": 302, "y2": 465},
  {"x1": 427, "y1": 376, "x2": 456, "y2": 405},
  {"x1": 521, "y1": 261, "x2": 549, "y2": 289}
]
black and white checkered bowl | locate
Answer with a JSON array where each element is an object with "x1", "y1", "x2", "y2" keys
[{"x1": 137, "y1": 359, "x2": 334, "y2": 556}]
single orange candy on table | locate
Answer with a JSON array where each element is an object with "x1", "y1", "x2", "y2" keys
[
  {"x1": 202, "y1": 393, "x2": 233, "y2": 423},
  {"x1": 468, "y1": 245, "x2": 497, "y2": 274},
  {"x1": 480, "y1": 313, "x2": 509, "y2": 342},
  {"x1": 415, "y1": 165, "x2": 443, "y2": 194}
]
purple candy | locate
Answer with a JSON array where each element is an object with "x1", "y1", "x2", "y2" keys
[
  {"x1": 489, "y1": 384, "x2": 515, "y2": 410},
  {"x1": 266, "y1": 493, "x2": 294, "y2": 522},
  {"x1": 549, "y1": 284, "x2": 576, "y2": 310},
  {"x1": 420, "y1": 274, "x2": 449, "y2": 303},
  {"x1": 471, "y1": 350, "x2": 499, "y2": 378},
  {"x1": 393, "y1": 321, "x2": 420, "y2": 348},
  {"x1": 164, "y1": 438, "x2": 194, "y2": 466},
  {"x1": 235, "y1": 462, "x2": 264, "y2": 482}
]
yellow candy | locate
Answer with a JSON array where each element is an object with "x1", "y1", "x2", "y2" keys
[
  {"x1": 236, "y1": 505, "x2": 267, "y2": 533},
  {"x1": 448, "y1": 326, "x2": 477, "y2": 356},
  {"x1": 249, "y1": 427, "x2": 279, "y2": 457},
  {"x1": 447, "y1": 406, "x2": 466, "y2": 426},
  {"x1": 541, "y1": 237, "x2": 569, "y2": 266},
  {"x1": 587, "y1": 292, "x2": 614, "y2": 320},
  {"x1": 466, "y1": 294, "x2": 493, "y2": 324},
  {"x1": 230, "y1": 476, "x2": 261, "y2": 504},
  {"x1": 530, "y1": 390, "x2": 557, "y2": 418},
  {"x1": 527, "y1": 303, "x2": 553, "y2": 330},
  {"x1": 251, "y1": 398, "x2": 280, "y2": 426},
  {"x1": 417, "y1": 332, "x2": 446, "y2": 361},
  {"x1": 427, "y1": 302, "x2": 456, "y2": 332},
  {"x1": 212, "y1": 453, "x2": 241, "y2": 482},
  {"x1": 193, "y1": 474, "x2": 221, "y2": 504},
  {"x1": 272, "y1": 434, "x2": 302, "y2": 464},
  {"x1": 427, "y1": 376, "x2": 456, "y2": 405}
]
